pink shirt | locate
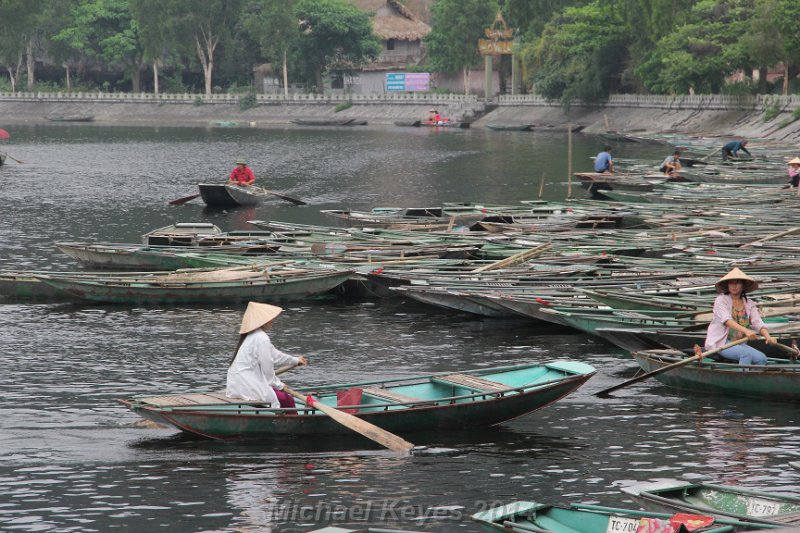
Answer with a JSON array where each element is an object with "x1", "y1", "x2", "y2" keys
[{"x1": 704, "y1": 293, "x2": 766, "y2": 350}]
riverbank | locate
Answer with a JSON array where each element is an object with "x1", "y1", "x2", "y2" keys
[{"x1": 2, "y1": 91, "x2": 800, "y2": 141}]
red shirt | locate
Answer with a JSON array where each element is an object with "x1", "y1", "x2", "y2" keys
[{"x1": 229, "y1": 166, "x2": 255, "y2": 186}]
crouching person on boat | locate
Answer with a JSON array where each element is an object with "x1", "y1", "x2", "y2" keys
[
  {"x1": 228, "y1": 158, "x2": 256, "y2": 187},
  {"x1": 704, "y1": 268, "x2": 776, "y2": 365},
  {"x1": 226, "y1": 302, "x2": 308, "y2": 408}
]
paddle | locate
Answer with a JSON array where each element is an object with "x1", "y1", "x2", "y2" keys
[
  {"x1": 168, "y1": 193, "x2": 201, "y2": 205},
  {"x1": 3, "y1": 153, "x2": 24, "y2": 164},
  {"x1": 254, "y1": 186, "x2": 307, "y2": 206},
  {"x1": 595, "y1": 337, "x2": 750, "y2": 397},
  {"x1": 282, "y1": 385, "x2": 415, "y2": 453}
]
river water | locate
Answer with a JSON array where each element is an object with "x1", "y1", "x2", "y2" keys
[{"x1": 1, "y1": 124, "x2": 799, "y2": 533}]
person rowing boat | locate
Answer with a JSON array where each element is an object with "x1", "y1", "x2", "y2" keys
[{"x1": 228, "y1": 158, "x2": 255, "y2": 187}]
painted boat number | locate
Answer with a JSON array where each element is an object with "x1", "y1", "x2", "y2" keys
[
  {"x1": 606, "y1": 516, "x2": 639, "y2": 532},
  {"x1": 745, "y1": 496, "x2": 781, "y2": 517}
]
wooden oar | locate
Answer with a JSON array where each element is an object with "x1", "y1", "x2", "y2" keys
[
  {"x1": 282, "y1": 385, "x2": 415, "y2": 453},
  {"x1": 3, "y1": 152, "x2": 24, "y2": 164},
  {"x1": 595, "y1": 337, "x2": 750, "y2": 397},
  {"x1": 169, "y1": 193, "x2": 201, "y2": 205},
  {"x1": 255, "y1": 186, "x2": 307, "y2": 206}
]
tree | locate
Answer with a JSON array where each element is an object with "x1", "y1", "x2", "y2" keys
[
  {"x1": 636, "y1": 0, "x2": 756, "y2": 94},
  {"x1": 426, "y1": 0, "x2": 498, "y2": 95},
  {"x1": 528, "y1": 1, "x2": 629, "y2": 104},
  {"x1": 130, "y1": 0, "x2": 177, "y2": 95},
  {"x1": 293, "y1": 0, "x2": 380, "y2": 93},
  {"x1": 169, "y1": 0, "x2": 242, "y2": 97},
  {"x1": 241, "y1": 0, "x2": 299, "y2": 97}
]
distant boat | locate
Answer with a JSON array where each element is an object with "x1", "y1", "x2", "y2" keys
[
  {"x1": 486, "y1": 123, "x2": 533, "y2": 131},
  {"x1": 44, "y1": 115, "x2": 94, "y2": 122},
  {"x1": 291, "y1": 118, "x2": 367, "y2": 126}
]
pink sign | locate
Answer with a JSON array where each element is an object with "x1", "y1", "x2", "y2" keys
[{"x1": 404, "y1": 73, "x2": 430, "y2": 91}]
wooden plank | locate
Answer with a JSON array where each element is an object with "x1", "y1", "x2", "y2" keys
[
  {"x1": 361, "y1": 386, "x2": 422, "y2": 404},
  {"x1": 432, "y1": 373, "x2": 509, "y2": 393},
  {"x1": 139, "y1": 390, "x2": 252, "y2": 407}
]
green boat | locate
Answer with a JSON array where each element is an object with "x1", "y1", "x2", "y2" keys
[
  {"x1": 34, "y1": 264, "x2": 354, "y2": 304},
  {"x1": 622, "y1": 480, "x2": 800, "y2": 527},
  {"x1": 471, "y1": 501, "x2": 772, "y2": 532},
  {"x1": 119, "y1": 361, "x2": 595, "y2": 441},
  {"x1": 629, "y1": 350, "x2": 800, "y2": 401},
  {"x1": 307, "y1": 526, "x2": 432, "y2": 533}
]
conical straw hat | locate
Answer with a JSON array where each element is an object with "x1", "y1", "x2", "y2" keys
[
  {"x1": 715, "y1": 267, "x2": 758, "y2": 294},
  {"x1": 789, "y1": 157, "x2": 800, "y2": 165},
  {"x1": 239, "y1": 302, "x2": 283, "y2": 334}
]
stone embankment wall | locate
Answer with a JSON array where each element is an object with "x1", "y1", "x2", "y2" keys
[
  {"x1": 2, "y1": 91, "x2": 799, "y2": 141},
  {"x1": 485, "y1": 94, "x2": 800, "y2": 141}
]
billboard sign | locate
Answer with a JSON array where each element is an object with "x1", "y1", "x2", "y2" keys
[{"x1": 386, "y1": 72, "x2": 430, "y2": 91}]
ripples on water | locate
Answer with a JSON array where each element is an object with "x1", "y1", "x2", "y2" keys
[{"x1": 1, "y1": 125, "x2": 799, "y2": 532}]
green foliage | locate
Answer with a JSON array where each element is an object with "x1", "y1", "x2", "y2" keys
[
  {"x1": 238, "y1": 92, "x2": 259, "y2": 111},
  {"x1": 294, "y1": 0, "x2": 381, "y2": 91},
  {"x1": 193, "y1": 96, "x2": 205, "y2": 106},
  {"x1": 722, "y1": 80, "x2": 757, "y2": 95},
  {"x1": 334, "y1": 100, "x2": 353, "y2": 112},
  {"x1": 425, "y1": 0, "x2": 498, "y2": 75},
  {"x1": 528, "y1": 2, "x2": 628, "y2": 105},
  {"x1": 762, "y1": 96, "x2": 781, "y2": 121},
  {"x1": 636, "y1": 0, "x2": 756, "y2": 94}
]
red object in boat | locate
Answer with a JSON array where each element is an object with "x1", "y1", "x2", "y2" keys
[{"x1": 0, "y1": 129, "x2": 10, "y2": 140}]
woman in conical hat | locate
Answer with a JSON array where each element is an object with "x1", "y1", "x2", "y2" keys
[
  {"x1": 704, "y1": 268, "x2": 775, "y2": 365},
  {"x1": 226, "y1": 302, "x2": 308, "y2": 408},
  {"x1": 787, "y1": 157, "x2": 800, "y2": 188}
]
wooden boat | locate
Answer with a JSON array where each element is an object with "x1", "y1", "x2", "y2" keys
[
  {"x1": 622, "y1": 479, "x2": 800, "y2": 528},
  {"x1": 306, "y1": 526, "x2": 432, "y2": 533},
  {"x1": 307, "y1": 527, "x2": 430, "y2": 533},
  {"x1": 0, "y1": 150, "x2": 6, "y2": 165},
  {"x1": 44, "y1": 114, "x2": 94, "y2": 122},
  {"x1": 472, "y1": 501, "x2": 756, "y2": 532},
  {"x1": 393, "y1": 120, "x2": 421, "y2": 127},
  {"x1": 141, "y1": 222, "x2": 223, "y2": 246},
  {"x1": 629, "y1": 349, "x2": 800, "y2": 401},
  {"x1": 119, "y1": 361, "x2": 595, "y2": 441},
  {"x1": 198, "y1": 183, "x2": 269, "y2": 207},
  {"x1": 291, "y1": 118, "x2": 366, "y2": 126},
  {"x1": 34, "y1": 264, "x2": 354, "y2": 304},
  {"x1": 420, "y1": 120, "x2": 469, "y2": 128},
  {"x1": 485, "y1": 123, "x2": 533, "y2": 131}
]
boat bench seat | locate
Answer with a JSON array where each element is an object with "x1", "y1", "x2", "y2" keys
[
  {"x1": 361, "y1": 386, "x2": 430, "y2": 405},
  {"x1": 139, "y1": 391, "x2": 252, "y2": 407},
  {"x1": 430, "y1": 373, "x2": 510, "y2": 393}
]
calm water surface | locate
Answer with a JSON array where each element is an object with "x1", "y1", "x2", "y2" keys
[{"x1": 1, "y1": 124, "x2": 798, "y2": 532}]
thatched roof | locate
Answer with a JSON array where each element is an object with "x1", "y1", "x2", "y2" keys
[{"x1": 350, "y1": 0, "x2": 431, "y2": 41}]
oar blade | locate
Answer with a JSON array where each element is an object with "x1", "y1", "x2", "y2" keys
[
  {"x1": 169, "y1": 193, "x2": 201, "y2": 205},
  {"x1": 284, "y1": 386, "x2": 414, "y2": 453},
  {"x1": 266, "y1": 191, "x2": 307, "y2": 206}
]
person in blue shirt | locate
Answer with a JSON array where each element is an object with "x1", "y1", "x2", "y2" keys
[
  {"x1": 721, "y1": 139, "x2": 751, "y2": 161},
  {"x1": 594, "y1": 145, "x2": 613, "y2": 174}
]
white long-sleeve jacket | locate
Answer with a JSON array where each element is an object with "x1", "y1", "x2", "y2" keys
[{"x1": 225, "y1": 329, "x2": 298, "y2": 406}]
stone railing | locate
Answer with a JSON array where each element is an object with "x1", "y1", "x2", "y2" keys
[
  {"x1": 499, "y1": 93, "x2": 800, "y2": 111},
  {"x1": 0, "y1": 91, "x2": 478, "y2": 105}
]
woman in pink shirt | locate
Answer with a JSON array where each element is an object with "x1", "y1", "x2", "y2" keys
[
  {"x1": 704, "y1": 268, "x2": 776, "y2": 365},
  {"x1": 787, "y1": 157, "x2": 800, "y2": 188}
]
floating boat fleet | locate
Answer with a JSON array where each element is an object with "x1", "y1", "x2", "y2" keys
[{"x1": 8, "y1": 131, "x2": 800, "y2": 532}]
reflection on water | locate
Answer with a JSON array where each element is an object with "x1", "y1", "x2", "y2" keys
[{"x1": 1, "y1": 125, "x2": 799, "y2": 532}]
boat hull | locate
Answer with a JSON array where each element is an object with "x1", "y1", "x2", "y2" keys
[
  {"x1": 631, "y1": 350, "x2": 800, "y2": 401},
  {"x1": 120, "y1": 361, "x2": 595, "y2": 441},
  {"x1": 198, "y1": 184, "x2": 267, "y2": 207}
]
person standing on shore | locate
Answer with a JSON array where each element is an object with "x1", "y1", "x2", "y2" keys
[
  {"x1": 721, "y1": 139, "x2": 751, "y2": 162},
  {"x1": 228, "y1": 158, "x2": 255, "y2": 186},
  {"x1": 594, "y1": 145, "x2": 614, "y2": 174}
]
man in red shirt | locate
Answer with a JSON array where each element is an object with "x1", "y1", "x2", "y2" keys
[{"x1": 228, "y1": 159, "x2": 255, "y2": 186}]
